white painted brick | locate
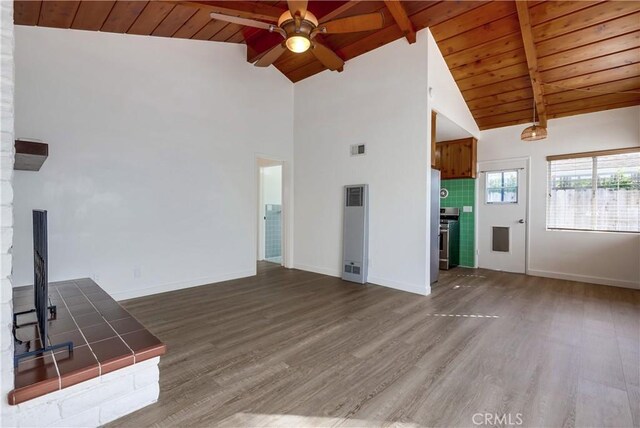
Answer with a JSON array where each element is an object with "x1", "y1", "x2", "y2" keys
[
  {"x1": 99, "y1": 382, "x2": 159, "y2": 426},
  {"x1": 0, "y1": 205, "x2": 12, "y2": 228},
  {"x1": 15, "y1": 377, "x2": 101, "y2": 412},
  {"x1": 0, "y1": 181, "x2": 12, "y2": 205},
  {"x1": 100, "y1": 357, "x2": 159, "y2": 383},
  {"x1": 0, "y1": 157, "x2": 13, "y2": 182},
  {"x1": 0, "y1": 15, "x2": 13, "y2": 417},
  {"x1": 1, "y1": 227, "x2": 12, "y2": 253},
  {"x1": 49, "y1": 408, "x2": 100, "y2": 428},
  {"x1": 13, "y1": 401, "x2": 61, "y2": 428},
  {"x1": 134, "y1": 362, "x2": 159, "y2": 389},
  {"x1": 0, "y1": 114, "x2": 12, "y2": 137},
  {"x1": 1, "y1": 356, "x2": 13, "y2": 387},
  {"x1": 1, "y1": 408, "x2": 19, "y2": 428},
  {"x1": 1, "y1": 253, "x2": 12, "y2": 278},
  {"x1": 0, "y1": 278, "x2": 12, "y2": 303},
  {"x1": 59, "y1": 374, "x2": 134, "y2": 418}
]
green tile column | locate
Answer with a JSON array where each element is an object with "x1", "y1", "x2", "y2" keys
[{"x1": 440, "y1": 179, "x2": 476, "y2": 267}]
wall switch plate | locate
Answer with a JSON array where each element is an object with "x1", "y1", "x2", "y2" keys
[{"x1": 463, "y1": 206, "x2": 473, "y2": 213}]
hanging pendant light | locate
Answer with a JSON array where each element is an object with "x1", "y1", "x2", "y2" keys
[{"x1": 520, "y1": 100, "x2": 547, "y2": 141}]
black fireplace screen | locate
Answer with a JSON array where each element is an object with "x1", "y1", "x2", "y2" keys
[
  {"x1": 13, "y1": 210, "x2": 73, "y2": 366},
  {"x1": 33, "y1": 210, "x2": 49, "y2": 342}
]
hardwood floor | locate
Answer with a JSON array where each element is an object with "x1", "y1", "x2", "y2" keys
[{"x1": 109, "y1": 263, "x2": 640, "y2": 427}]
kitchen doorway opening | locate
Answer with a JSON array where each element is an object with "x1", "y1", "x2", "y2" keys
[{"x1": 257, "y1": 158, "x2": 284, "y2": 265}]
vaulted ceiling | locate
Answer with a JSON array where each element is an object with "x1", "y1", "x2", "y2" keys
[{"x1": 13, "y1": 1, "x2": 640, "y2": 130}]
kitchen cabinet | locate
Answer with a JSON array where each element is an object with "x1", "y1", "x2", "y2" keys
[{"x1": 434, "y1": 137, "x2": 477, "y2": 179}]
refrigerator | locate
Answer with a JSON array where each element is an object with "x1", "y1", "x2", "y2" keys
[{"x1": 430, "y1": 168, "x2": 441, "y2": 284}]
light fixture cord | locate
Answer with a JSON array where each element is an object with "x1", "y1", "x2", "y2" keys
[{"x1": 532, "y1": 99, "x2": 536, "y2": 126}]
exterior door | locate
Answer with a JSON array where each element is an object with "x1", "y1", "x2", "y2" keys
[{"x1": 478, "y1": 158, "x2": 528, "y2": 273}]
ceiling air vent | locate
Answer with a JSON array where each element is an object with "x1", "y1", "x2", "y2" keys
[{"x1": 350, "y1": 144, "x2": 366, "y2": 156}]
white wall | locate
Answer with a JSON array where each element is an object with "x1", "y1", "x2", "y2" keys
[
  {"x1": 13, "y1": 26, "x2": 294, "y2": 299},
  {"x1": 427, "y1": 31, "x2": 480, "y2": 139},
  {"x1": 293, "y1": 31, "x2": 431, "y2": 295},
  {"x1": 478, "y1": 106, "x2": 640, "y2": 289}
]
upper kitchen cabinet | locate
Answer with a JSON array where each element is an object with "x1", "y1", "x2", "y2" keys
[{"x1": 435, "y1": 137, "x2": 477, "y2": 179}]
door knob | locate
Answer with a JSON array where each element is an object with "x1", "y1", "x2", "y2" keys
[{"x1": 518, "y1": 219, "x2": 525, "y2": 224}]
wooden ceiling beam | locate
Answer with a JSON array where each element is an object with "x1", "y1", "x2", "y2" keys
[
  {"x1": 515, "y1": 0, "x2": 547, "y2": 128},
  {"x1": 383, "y1": 0, "x2": 416, "y2": 44},
  {"x1": 179, "y1": 1, "x2": 284, "y2": 22}
]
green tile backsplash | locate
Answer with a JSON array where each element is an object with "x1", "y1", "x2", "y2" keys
[{"x1": 441, "y1": 178, "x2": 476, "y2": 267}]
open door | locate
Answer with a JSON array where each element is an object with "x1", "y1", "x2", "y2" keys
[{"x1": 257, "y1": 159, "x2": 283, "y2": 265}]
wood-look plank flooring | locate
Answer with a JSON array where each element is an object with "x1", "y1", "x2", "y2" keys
[{"x1": 109, "y1": 262, "x2": 640, "y2": 427}]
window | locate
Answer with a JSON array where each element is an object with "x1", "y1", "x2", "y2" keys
[
  {"x1": 486, "y1": 170, "x2": 518, "y2": 204},
  {"x1": 547, "y1": 149, "x2": 640, "y2": 233}
]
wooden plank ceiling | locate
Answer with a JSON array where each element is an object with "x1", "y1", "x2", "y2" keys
[{"x1": 14, "y1": 0, "x2": 640, "y2": 130}]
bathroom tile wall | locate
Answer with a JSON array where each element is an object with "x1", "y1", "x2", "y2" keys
[
  {"x1": 265, "y1": 204, "x2": 282, "y2": 260},
  {"x1": 440, "y1": 179, "x2": 475, "y2": 267}
]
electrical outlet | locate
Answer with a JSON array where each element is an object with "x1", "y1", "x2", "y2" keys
[{"x1": 133, "y1": 266, "x2": 141, "y2": 279}]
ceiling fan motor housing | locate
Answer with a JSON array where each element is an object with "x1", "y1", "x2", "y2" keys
[{"x1": 278, "y1": 10, "x2": 319, "y2": 37}]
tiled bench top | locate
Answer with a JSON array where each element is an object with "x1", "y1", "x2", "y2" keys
[{"x1": 10, "y1": 278, "x2": 166, "y2": 405}]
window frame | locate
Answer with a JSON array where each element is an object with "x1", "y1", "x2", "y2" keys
[
  {"x1": 546, "y1": 147, "x2": 640, "y2": 234},
  {"x1": 485, "y1": 169, "x2": 519, "y2": 205}
]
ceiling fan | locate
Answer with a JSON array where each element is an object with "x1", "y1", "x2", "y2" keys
[{"x1": 208, "y1": 0, "x2": 385, "y2": 70}]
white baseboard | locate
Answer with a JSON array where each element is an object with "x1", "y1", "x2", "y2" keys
[
  {"x1": 527, "y1": 269, "x2": 640, "y2": 290},
  {"x1": 293, "y1": 263, "x2": 341, "y2": 278},
  {"x1": 367, "y1": 275, "x2": 430, "y2": 296},
  {"x1": 109, "y1": 269, "x2": 257, "y2": 301},
  {"x1": 294, "y1": 264, "x2": 429, "y2": 296}
]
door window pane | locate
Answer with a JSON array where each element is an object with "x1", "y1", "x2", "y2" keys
[{"x1": 486, "y1": 170, "x2": 518, "y2": 204}]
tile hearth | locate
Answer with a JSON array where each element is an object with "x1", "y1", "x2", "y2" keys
[{"x1": 10, "y1": 278, "x2": 166, "y2": 405}]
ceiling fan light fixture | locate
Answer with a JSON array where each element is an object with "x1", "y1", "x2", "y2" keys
[{"x1": 286, "y1": 35, "x2": 311, "y2": 53}]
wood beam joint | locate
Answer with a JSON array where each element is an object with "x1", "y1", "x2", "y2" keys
[
  {"x1": 515, "y1": 1, "x2": 548, "y2": 128},
  {"x1": 383, "y1": 0, "x2": 416, "y2": 44}
]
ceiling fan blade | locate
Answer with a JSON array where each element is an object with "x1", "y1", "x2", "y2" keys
[
  {"x1": 311, "y1": 41, "x2": 344, "y2": 71},
  {"x1": 209, "y1": 12, "x2": 273, "y2": 30},
  {"x1": 321, "y1": 12, "x2": 384, "y2": 34},
  {"x1": 192, "y1": 2, "x2": 282, "y2": 22},
  {"x1": 255, "y1": 43, "x2": 287, "y2": 67},
  {"x1": 288, "y1": 0, "x2": 308, "y2": 19}
]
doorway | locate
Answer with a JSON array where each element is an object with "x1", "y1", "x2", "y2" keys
[
  {"x1": 477, "y1": 158, "x2": 529, "y2": 273},
  {"x1": 257, "y1": 159, "x2": 283, "y2": 265}
]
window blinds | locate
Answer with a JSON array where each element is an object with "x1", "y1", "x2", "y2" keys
[{"x1": 547, "y1": 150, "x2": 640, "y2": 233}]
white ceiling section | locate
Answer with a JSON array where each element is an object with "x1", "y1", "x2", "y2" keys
[{"x1": 435, "y1": 113, "x2": 473, "y2": 142}]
